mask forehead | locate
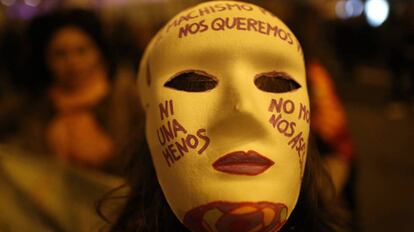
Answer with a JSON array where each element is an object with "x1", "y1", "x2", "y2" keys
[{"x1": 147, "y1": 1, "x2": 306, "y2": 90}]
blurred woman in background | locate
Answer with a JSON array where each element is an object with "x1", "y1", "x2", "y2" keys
[{"x1": 21, "y1": 9, "x2": 142, "y2": 174}]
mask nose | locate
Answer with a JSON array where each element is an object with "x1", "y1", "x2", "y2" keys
[
  {"x1": 207, "y1": 110, "x2": 268, "y2": 149},
  {"x1": 234, "y1": 99, "x2": 249, "y2": 113},
  {"x1": 207, "y1": 81, "x2": 268, "y2": 149},
  {"x1": 229, "y1": 80, "x2": 256, "y2": 114}
]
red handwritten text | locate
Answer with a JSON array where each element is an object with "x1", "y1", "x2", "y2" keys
[
  {"x1": 178, "y1": 16, "x2": 294, "y2": 47},
  {"x1": 157, "y1": 100, "x2": 210, "y2": 167},
  {"x1": 268, "y1": 98, "x2": 308, "y2": 169}
]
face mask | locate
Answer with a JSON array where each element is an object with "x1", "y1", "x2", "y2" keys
[{"x1": 138, "y1": 1, "x2": 310, "y2": 231}]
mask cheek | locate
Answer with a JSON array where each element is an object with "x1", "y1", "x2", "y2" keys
[
  {"x1": 146, "y1": 96, "x2": 213, "y2": 170},
  {"x1": 264, "y1": 95, "x2": 310, "y2": 176}
]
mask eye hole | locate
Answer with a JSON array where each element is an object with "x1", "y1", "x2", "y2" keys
[
  {"x1": 254, "y1": 72, "x2": 301, "y2": 93},
  {"x1": 164, "y1": 70, "x2": 218, "y2": 92}
]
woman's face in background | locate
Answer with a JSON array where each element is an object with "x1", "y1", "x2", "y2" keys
[{"x1": 46, "y1": 26, "x2": 103, "y2": 89}]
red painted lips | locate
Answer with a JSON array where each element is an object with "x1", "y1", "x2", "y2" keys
[{"x1": 213, "y1": 150, "x2": 274, "y2": 176}]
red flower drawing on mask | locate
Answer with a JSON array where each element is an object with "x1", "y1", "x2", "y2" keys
[{"x1": 184, "y1": 201, "x2": 287, "y2": 232}]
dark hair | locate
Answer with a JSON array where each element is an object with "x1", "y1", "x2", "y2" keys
[
  {"x1": 99, "y1": 133, "x2": 350, "y2": 232},
  {"x1": 26, "y1": 8, "x2": 114, "y2": 94}
]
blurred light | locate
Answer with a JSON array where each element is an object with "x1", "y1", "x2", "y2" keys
[
  {"x1": 24, "y1": 0, "x2": 41, "y2": 7},
  {"x1": 345, "y1": 0, "x2": 364, "y2": 17},
  {"x1": 336, "y1": 0, "x2": 350, "y2": 19},
  {"x1": 1, "y1": 0, "x2": 16, "y2": 7},
  {"x1": 336, "y1": 0, "x2": 364, "y2": 19},
  {"x1": 365, "y1": 0, "x2": 390, "y2": 27}
]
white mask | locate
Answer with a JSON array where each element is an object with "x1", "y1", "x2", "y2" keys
[{"x1": 138, "y1": 1, "x2": 310, "y2": 231}]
